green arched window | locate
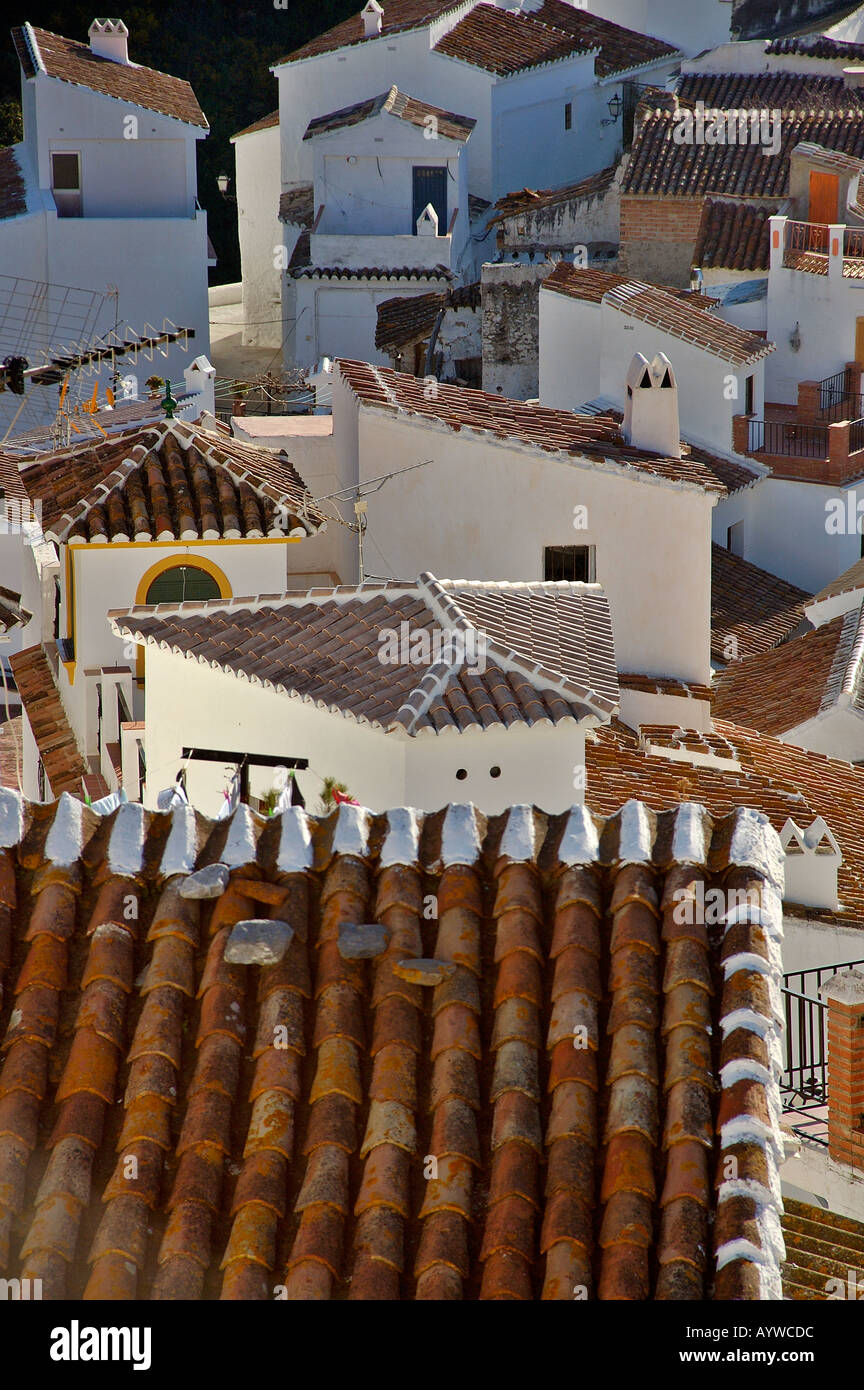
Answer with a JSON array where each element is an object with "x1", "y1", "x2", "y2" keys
[{"x1": 145, "y1": 565, "x2": 222, "y2": 605}]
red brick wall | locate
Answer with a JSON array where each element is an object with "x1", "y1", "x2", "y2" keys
[{"x1": 619, "y1": 196, "x2": 707, "y2": 286}]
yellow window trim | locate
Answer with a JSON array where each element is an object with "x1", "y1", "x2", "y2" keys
[{"x1": 132, "y1": 555, "x2": 232, "y2": 682}]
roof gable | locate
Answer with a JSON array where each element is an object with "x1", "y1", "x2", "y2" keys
[
  {"x1": 336, "y1": 360, "x2": 756, "y2": 495},
  {"x1": 17, "y1": 420, "x2": 325, "y2": 543},
  {"x1": 109, "y1": 574, "x2": 620, "y2": 736},
  {"x1": 11, "y1": 23, "x2": 208, "y2": 128},
  {"x1": 276, "y1": 0, "x2": 467, "y2": 65},
  {"x1": 302, "y1": 86, "x2": 475, "y2": 142}
]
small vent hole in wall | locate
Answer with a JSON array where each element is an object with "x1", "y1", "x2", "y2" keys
[
  {"x1": 456, "y1": 768, "x2": 468, "y2": 781},
  {"x1": 489, "y1": 766, "x2": 501, "y2": 778}
]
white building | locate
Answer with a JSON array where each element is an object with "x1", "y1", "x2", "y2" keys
[
  {"x1": 233, "y1": 0, "x2": 681, "y2": 352},
  {"x1": 10, "y1": 417, "x2": 329, "y2": 802},
  {"x1": 110, "y1": 572, "x2": 619, "y2": 816},
  {"x1": 287, "y1": 87, "x2": 476, "y2": 369},
  {"x1": 538, "y1": 262, "x2": 773, "y2": 454},
  {"x1": 0, "y1": 20, "x2": 212, "y2": 433}
]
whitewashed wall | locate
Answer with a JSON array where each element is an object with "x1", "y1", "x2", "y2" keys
[
  {"x1": 746, "y1": 476, "x2": 863, "y2": 592},
  {"x1": 767, "y1": 260, "x2": 864, "y2": 406},
  {"x1": 233, "y1": 123, "x2": 282, "y2": 349},
  {"x1": 341, "y1": 398, "x2": 715, "y2": 682}
]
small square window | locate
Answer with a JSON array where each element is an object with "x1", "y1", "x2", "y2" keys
[
  {"x1": 544, "y1": 545, "x2": 595, "y2": 582},
  {"x1": 51, "y1": 153, "x2": 80, "y2": 191},
  {"x1": 564, "y1": 102, "x2": 572, "y2": 131}
]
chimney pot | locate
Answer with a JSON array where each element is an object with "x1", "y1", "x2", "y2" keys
[
  {"x1": 622, "y1": 352, "x2": 681, "y2": 459},
  {"x1": 362, "y1": 2, "x2": 384, "y2": 38},
  {"x1": 88, "y1": 18, "x2": 130, "y2": 65}
]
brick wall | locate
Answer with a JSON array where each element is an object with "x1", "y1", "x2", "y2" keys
[
  {"x1": 820, "y1": 971, "x2": 864, "y2": 1173},
  {"x1": 619, "y1": 196, "x2": 706, "y2": 287}
]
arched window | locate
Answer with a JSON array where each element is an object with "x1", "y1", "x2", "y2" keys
[{"x1": 145, "y1": 564, "x2": 222, "y2": 605}]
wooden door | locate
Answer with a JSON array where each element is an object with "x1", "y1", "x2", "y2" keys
[
  {"x1": 809, "y1": 171, "x2": 839, "y2": 249},
  {"x1": 855, "y1": 317, "x2": 864, "y2": 367}
]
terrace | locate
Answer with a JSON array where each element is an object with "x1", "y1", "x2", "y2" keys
[{"x1": 733, "y1": 364, "x2": 864, "y2": 482}]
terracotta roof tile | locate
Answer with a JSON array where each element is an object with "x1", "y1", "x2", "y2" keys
[
  {"x1": 11, "y1": 25, "x2": 207, "y2": 128},
  {"x1": 8, "y1": 647, "x2": 105, "y2": 799},
  {"x1": 375, "y1": 283, "x2": 481, "y2": 352},
  {"x1": 624, "y1": 74, "x2": 864, "y2": 201},
  {"x1": 110, "y1": 574, "x2": 620, "y2": 736},
  {"x1": 233, "y1": 109, "x2": 279, "y2": 140},
  {"x1": 711, "y1": 545, "x2": 810, "y2": 662},
  {"x1": 303, "y1": 87, "x2": 475, "y2": 143},
  {"x1": 336, "y1": 360, "x2": 757, "y2": 495},
  {"x1": 493, "y1": 163, "x2": 618, "y2": 225},
  {"x1": 278, "y1": 184, "x2": 314, "y2": 227},
  {"x1": 16, "y1": 418, "x2": 325, "y2": 543},
  {"x1": 694, "y1": 199, "x2": 774, "y2": 272},
  {"x1": 278, "y1": 0, "x2": 463, "y2": 65},
  {"x1": 434, "y1": 1, "x2": 676, "y2": 78},
  {"x1": 713, "y1": 607, "x2": 862, "y2": 734},
  {"x1": 294, "y1": 265, "x2": 452, "y2": 283},
  {"x1": 602, "y1": 282, "x2": 772, "y2": 367}
]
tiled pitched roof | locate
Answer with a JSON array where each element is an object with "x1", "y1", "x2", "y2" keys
[
  {"x1": 435, "y1": 1, "x2": 676, "y2": 77},
  {"x1": 294, "y1": 265, "x2": 452, "y2": 282},
  {"x1": 434, "y1": 3, "x2": 590, "y2": 74},
  {"x1": 0, "y1": 716, "x2": 22, "y2": 788},
  {"x1": 375, "y1": 283, "x2": 481, "y2": 351},
  {"x1": 602, "y1": 282, "x2": 774, "y2": 367},
  {"x1": 782, "y1": 1198, "x2": 864, "y2": 1301},
  {"x1": 0, "y1": 587, "x2": 31, "y2": 635},
  {"x1": 792, "y1": 140, "x2": 864, "y2": 174},
  {"x1": 0, "y1": 146, "x2": 26, "y2": 220},
  {"x1": 524, "y1": 1, "x2": 678, "y2": 77},
  {"x1": 303, "y1": 87, "x2": 475, "y2": 142},
  {"x1": 16, "y1": 420, "x2": 326, "y2": 544},
  {"x1": 586, "y1": 717, "x2": 864, "y2": 924},
  {"x1": 623, "y1": 74, "x2": 864, "y2": 198},
  {"x1": 277, "y1": 0, "x2": 464, "y2": 65},
  {"x1": 232, "y1": 109, "x2": 279, "y2": 140},
  {"x1": 694, "y1": 200, "x2": 774, "y2": 272},
  {"x1": 336, "y1": 360, "x2": 756, "y2": 495},
  {"x1": 109, "y1": 575, "x2": 620, "y2": 736},
  {"x1": 492, "y1": 163, "x2": 618, "y2": 225},
  {"x1": 11, "y1": 25, "x2": 207, "y2": 128},
  {"x1": 712, "y1": 608, "x2": 862, "y2": 734},
  {"x1": 766, "y1": 34, "x2": 864, "y2": 60},
  {"x1": 541, "y1": 262, "x2": 720, "y2": 308},
  {"x1": 278, "y1": 185, "x2": 314, "y2": 227},
  {"x1": 711, "y1": 545, "x2": 811, "y2": 663},
  {"x1": 814, "y1": 554, "x2": 864, "y2": 601},
  {"x1": 0, "y1": 790, "x2": 788, "y2": 1300},
  {"x1": 8, "y1": 647, "x2": 107, "y2": 799}
]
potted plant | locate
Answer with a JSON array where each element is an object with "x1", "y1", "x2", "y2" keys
[
  {"x1": 317, "y1": 775, "x2": 356, "y2": 815},
  {"x1": 145, "y1": 375, "x2": 163, "y2": 400}
]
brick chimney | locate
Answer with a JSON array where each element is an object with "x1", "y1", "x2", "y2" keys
[
  {"x1": 362, "y1": 1, "x2": 384, "y2": 37},
  {"x1": 622, "y1": 352, "x2": 681, "y2": 459},
  {"x1": 819, "y1": 970, "x2": 864, "y2": 1172},
  {"x1": 88, "y1": 19, "x2": 130, "y2": 65}
]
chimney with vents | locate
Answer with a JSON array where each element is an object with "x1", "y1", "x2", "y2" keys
[
  {"x1": 89, "y1": 18, "x2": 130, "y2": 64},
  {"x1": 622, "y1": 352, "x2": 681, "y2": 459},
  {"x1": 362, "y1": 1, "x2": 384, "y2": 37},
  {"x1": 779, "y1": 816, "x2": 842, "y2": 911}
]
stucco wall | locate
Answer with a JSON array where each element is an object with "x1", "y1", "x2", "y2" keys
[
  {"x1": 481, "y1": 261, "x2": 551, "y2": 398},
  {"x1": 348, "y1": 401, "x2": 714, "y2": 683},
  {"x1": 233, "y1": 123, "x2": 282, "y2": 349}
]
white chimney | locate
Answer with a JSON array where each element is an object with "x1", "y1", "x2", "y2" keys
[
  {"x1": 89, "y1": 19, "x2": 130, "y2": 65},
  {"x1": 780, "y1": 816, "x2": 842, "y2": 911},
  {"x1": 622, "y1": 352, "x2": 681, "y2": 459},
  {"x1": 416, "y1": 202, "x2": 439, "y2": 236},
  {"x1": 183, "y1": 355, "x2": 216, "y2": 418},
  {"x1": 843, "y1": 66, "x2": 864, "y2": 90},
  {"x1": 362, "y1": 2, "x2": 384, "y2": 38}
]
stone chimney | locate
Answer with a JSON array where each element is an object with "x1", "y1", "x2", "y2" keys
[
  {"x1": 819, "y1": 970, "x2": 864, "y2": 1172},
  {"x1": 89, "y1": 19, "x2": 130, "y2": 65},
  {"x1": 362, "y1": 2, "x2": 384, "y2": 38},
  {"x1": 779, "y1": 816, "x2": 842, "y2": 912},
  {"x1": 622, "y1": 352, "x2": 681, "y2": 459}
]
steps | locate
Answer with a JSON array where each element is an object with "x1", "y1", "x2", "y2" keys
[{"x1": 781, "y1": 1197, "x2": 864, "y2": 1300}]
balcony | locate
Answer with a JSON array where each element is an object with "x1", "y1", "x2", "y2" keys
[
  {"x1": 733, "y1": 364, "x2": 864, "y2": 481},
  {"x1": 307, "y1": 202, "x2": 459, "y2": 274},
  {"x1": 774, "y1": 215, "x2": 864, "y2": 281}
]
